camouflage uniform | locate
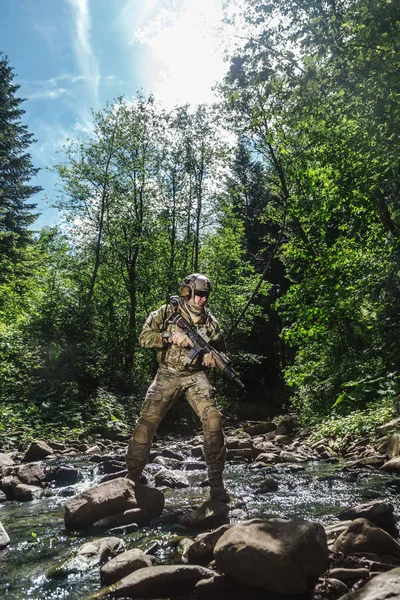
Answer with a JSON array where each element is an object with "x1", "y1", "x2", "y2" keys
[{"x1": 126, "y1": 298, "x2": 227, "y2": 500}]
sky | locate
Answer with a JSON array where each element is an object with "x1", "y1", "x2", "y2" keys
[{"x1": 0, "y1": 0, "x2": 237, "y2": 229}]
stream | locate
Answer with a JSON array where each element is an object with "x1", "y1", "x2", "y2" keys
[{"x1": 1, "y1": 452, "x2": 400, "y2": 599}]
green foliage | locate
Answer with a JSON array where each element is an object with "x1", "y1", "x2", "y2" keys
[{"x1": 311, "y1": 399, "x2": 395, "y2": 445}]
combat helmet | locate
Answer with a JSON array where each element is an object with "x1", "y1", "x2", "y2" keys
[{"x1": 179, "y1": 273, "x2": 212, "y2": 299}]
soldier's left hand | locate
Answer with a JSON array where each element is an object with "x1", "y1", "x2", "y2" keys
[{"x1": 202, "y1": 353, "x2": 216, "y2": 368}]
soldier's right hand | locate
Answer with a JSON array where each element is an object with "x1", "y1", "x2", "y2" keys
[{"x1": 169, "y1": 331, "x2": 194, "y2": 348}]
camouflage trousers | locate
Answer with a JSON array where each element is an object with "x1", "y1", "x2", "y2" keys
[{"x1": 126, "y1": 366, "x2": 226, "y2": 482}]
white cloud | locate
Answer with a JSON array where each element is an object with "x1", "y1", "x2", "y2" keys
[
  {"x1": 120, "y1": 0, "x2": 233, "y2": 107},
  {"x1": 67, "y1": 0, "x2": 100, "y2": 105}
]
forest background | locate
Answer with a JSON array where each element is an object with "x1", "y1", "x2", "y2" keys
[{"x1": 1, "y1": 0, "x2": 399, "y2": 445}]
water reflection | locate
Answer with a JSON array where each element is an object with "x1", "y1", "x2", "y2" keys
[{"x1": 1, "y1": 458, "x2": 400, "y2": 599}]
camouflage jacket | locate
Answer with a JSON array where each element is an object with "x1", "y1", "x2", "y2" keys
[{"x1": 139, "y1": 301, "x2": 225, "y2": 371}]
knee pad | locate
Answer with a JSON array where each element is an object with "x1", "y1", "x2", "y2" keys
[{"x1": 203, "y1": 406, "x2": 222, "y2": 432}]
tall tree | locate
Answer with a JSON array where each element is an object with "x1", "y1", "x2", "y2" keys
[{"x1": 0, "y1": 53, "x2": 40, "y2": 280}]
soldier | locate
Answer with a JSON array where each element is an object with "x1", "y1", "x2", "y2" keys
[{"x1": 126, "y1": 273, "x2": 229, "y2": 503}]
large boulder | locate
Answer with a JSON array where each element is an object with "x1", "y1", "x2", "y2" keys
[
  {"x1": 0, "y1": 521, "x2": 10, "y2": 548},
  {"x1": 180, "y1": 499, "x2": 230, "y2": 529},
  {"x1": 100, "y1": 548, "x2": 153, "y2": 585},
  {"x1": 337, "y1": 501, "x2": 397, "y2": 538},
  {"x1": 15, "y1": 463, "x2": 46, "y2": 486},
  {"x1": 340, "y1": 566, "x2": 400, "y2": 599},
  {"x1": 188, "y1": 524, "x2": 231, "y2": 565},
  {"x1": 213, "y1": 518, "x2": 329, "y2": 595},
  {"x1": 23, "y1": 441, "x2": 54, "y2": 462},
  {"x1": 332, "y1": 518, "x2": 400, "y2": 557},
  {"x1": 64, "y1": 478, "x2": 164, "y2": 530},
  {"x1": 87, "y1": 564, "x2": 215, "y2": 599}
]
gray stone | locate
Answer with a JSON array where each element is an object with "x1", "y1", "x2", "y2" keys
[
  {"x1": 180, "y1": 499, "x2": 230, "y2": 529},
  {"x1": 187, "y1": 524, "x2": 231, "y2": 565},
  {"x1": 0, "y1": 522, "x2": 10, "y2": 548},
  {"x1": 213, "y1": 518, "x2": 329, "y2": 594},
  {"x1": 332, "y1": 518, "x2": 400, "y2": 557},
  {"x1": 13, "y1": 483, "x2": 44, "y2": 501},
  {"x1": 23, "y1": 441, "x2": 54, "y2": 462},
  {"x1": 381, "y1": 457, "x2": 400, "y2": 473},
  {"x1": 64, "y1": 477, "x2": 164, "y2": 530},
  {"x1": 337, "y1": 501, "x2": 397, "y2": 537},
  {"x1": 340, "y1": 566, "x2": 400, "y2": 599},
  {"x1": 15, "y1": 463, "x2": 46, "y2": 486},
  {"x1": 87, "y1": 564, "x2": 215, "y2": 599},
  {"x1": 100, "y1": 548, "x2": 153, "y2": 584},
  {"x1": 49, "y1": 537, "x2": 124, "y2": 577},
  {"x1": 154, "y1": 469, "x2": 190, "y2": 489},
  {"x1": 0, "y1": 453, "x2": 14, "y2": 468}
]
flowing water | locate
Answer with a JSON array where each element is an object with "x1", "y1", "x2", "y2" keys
[{"x1": 1, "y1": 456, "x2": 400, "y2": 600}]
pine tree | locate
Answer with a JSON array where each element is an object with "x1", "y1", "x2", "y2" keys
[{"x1": 0, "y1": 53, "x2": 40, "y2": 277}]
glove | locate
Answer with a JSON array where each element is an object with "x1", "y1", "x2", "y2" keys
[
  {"x1": 169, "y1": 331, "x2": 194, "y2": 348},
  {"x1": 202, "y1": 353, "x2": 216, "y2": 368}
]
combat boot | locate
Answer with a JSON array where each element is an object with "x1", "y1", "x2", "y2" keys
[{"x1": 209, "y1": 473, "x2": 230, "y2": 503}]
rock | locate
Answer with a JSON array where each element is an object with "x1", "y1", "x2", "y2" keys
[
  {"x1": 180, "y1": 499, "x2": 230, "y2": 529},
  {"x1": 85, "y1": 445, "x2": 102, "y2": 455},
  {"x1": 0, "y1": 453, "x2": 14, "y2": 468},
  {"x1": 230, "y1": 508, "x2": 248, "y2": 520},
  {"x1": 195, "y1": 573, "x2": 273, "y2": 600},
  {"x1": 376, "y1": 419, "x2": 400, "y2": 436},
  {"x1": 183, "y1": 461, "x2": 207, "y2": 471},
  {"x1": 23, "y1": 441, "x2": 54, "y2": 462},
  {"x1": 339, "y1": 566, "x2": 400, "y2": 599},
  {"x1": 100, "y1": 548, "x2": 153, "y2": 585},
  {"x1": 187, "y1": 524, "x2": 231, "y2": 566},
  {"x1": 0, "y1": 522, "x2": 10, "y2": 548},
  {"x1": 95, "y1": 507, "x2": 150, "y2": 529},
  {"x1": 332, "y1": 519, "x2": 400, "y2": 557},
  {"x1": 337, "y1": 501, "x2": 398, "y2": 538},
  {"x1": 386, "y1": 434, "x2": 400, "y2": 458},
  {"x1": 325, "y1": 521, "x2": 353, "y2": 546},
  {"x1": 226, "y1": 449, "x2": 253, "y2": 461},
  {"x1": 226, "y1": 437, "x2": 253, "y2": 450},
  {"x1": 47, "y1": 441, "x2": 67, "y2": 452},
  {"x1": 0, "y1": 475, "x2": 20, "y2": 499},
  {"x1": 173, "y1": 537, "x2": 194, "y2": 564},
  {"x1": 152, "y1": 456, "x2": 183, "y2": 469},
  {"x1": 13, "y1": 484, "x2": 44, "y2": 501},
  {"x1": 49, "y1": 537, "x2": 124, "y2": 577},
  {"x1": 254, "y1": 452, "x2": 280, "y2": 463},
  {"x1": 242, "y1": 422, "x2": 277, "y2": 435},
  {"x1": 314, "y1": 578, "x2": 349, "y2": 600},
  {"x1": 45, "y1": 465, "x2": 80, "y2": 486},
  {"x1": 190, "y1": 446, "x2": 204, "y2": 458},
  {"x1": 0, "y1": 491, "x2": 7, "y2": 502},
  {"x1": 154, "y1": 469, "x2": 190, "y2": 489},
  {"x1": 15, "y1": 463, "x2": 46, "y2": 486},
  {"x1": 274, "y1": 435, "x2": 292, "y2": 445},
  {"x1": 87, "y1": 564, "x2": 215, "y2": 599},
  {"x1": 329, "y1": 568, "x2": 370, "y2": 581},
  {"x1": 254, "y1": 478, "x2": 279, "y2": 493},
  {"x1": 64, "y1": 477, "x2": 164, "y2": 531},
  {"x1": 213, "y1": 518, "x2": 329, "y2": 594},
  {"x1": 161, "y1": 448, "x2": 185, "y2": 461},
  {"x1": 381, "y1": 457, "x2": 400, "y2": 473},
  {"x1": 279, "y1": 451, "x2": 301, "y2": 463}
]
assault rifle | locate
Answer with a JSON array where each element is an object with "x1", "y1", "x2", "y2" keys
[{"x1": 167, "y1": 311, "x2": 245, "y2": 390}]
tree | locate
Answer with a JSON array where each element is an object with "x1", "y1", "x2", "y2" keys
[{"x1": 0, "y1": 53, "x2": 40, "y2": 280}]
